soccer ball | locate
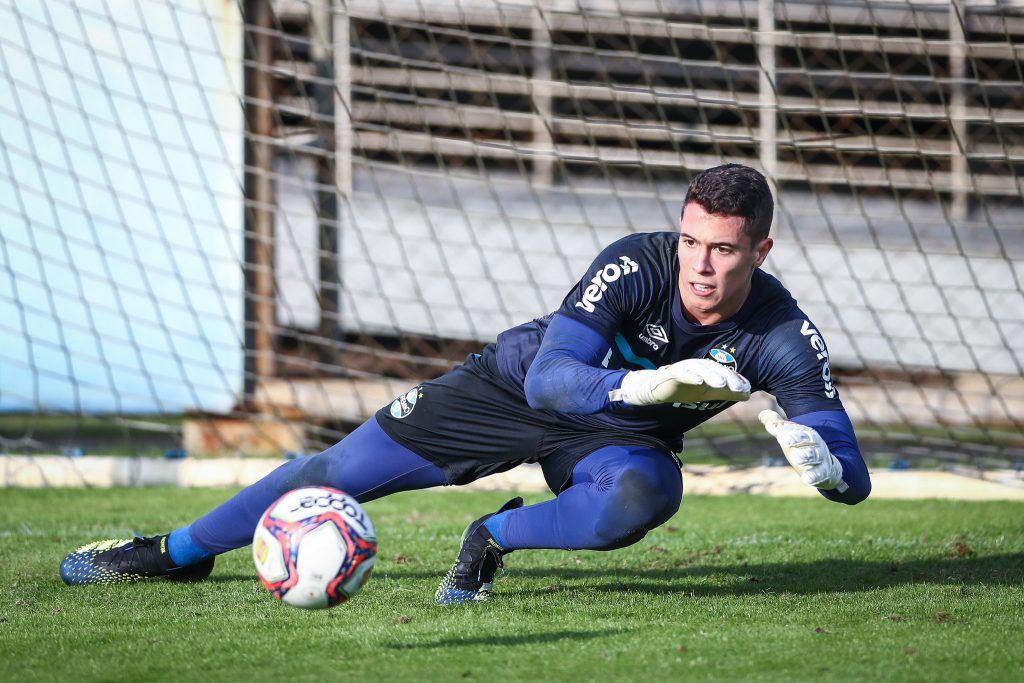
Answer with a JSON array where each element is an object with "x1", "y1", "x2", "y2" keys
[{"x1": 252, "y1": 486, "x2": 377, "y2": 609}]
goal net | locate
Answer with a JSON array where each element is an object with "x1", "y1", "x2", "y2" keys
[{"x1": 1, "y1": 0, "x2": 1022, "y2": 470}]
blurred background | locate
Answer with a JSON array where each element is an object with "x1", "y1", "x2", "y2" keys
[{"x1": 1, "y1": 0, "x2": 1022, "y2": 483}]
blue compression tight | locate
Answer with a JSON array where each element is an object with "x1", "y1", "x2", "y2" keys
[
  {"x1": 174, "y1": 418, "x2": 447, "y2": 561},
  {"x1": 170, "y1": 427, "x2": 681, "y2": 565},
  {"x1": 487, "y1": 445, "x2": 683, "y2": 551}
]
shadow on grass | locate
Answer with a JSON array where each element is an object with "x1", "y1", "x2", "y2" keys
[
  {"x1": 378, "y1": 553, "x2": 1024, "y2": 597},
  {"x1": 385, "y1": 627, "x2": 624, "y2": 650},
  {"x1": 205, "y1": 574, "x2": 265, "y2": 583}
]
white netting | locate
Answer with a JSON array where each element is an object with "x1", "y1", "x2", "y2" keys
[{"x1": 1, "y1": 0, "x2": 1022, "y2": 467}]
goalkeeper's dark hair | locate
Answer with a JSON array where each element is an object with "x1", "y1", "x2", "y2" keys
[{"x1": 681, "y1": 164, "x2": 774, "y2": 243}]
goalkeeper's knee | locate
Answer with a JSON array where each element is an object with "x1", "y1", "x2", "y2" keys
[{"x1": 587, "y1": 452, "x2": 682, "y2": 550}]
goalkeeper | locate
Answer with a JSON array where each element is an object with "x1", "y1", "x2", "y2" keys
[{"x1": 61, "y1": 164, "x2": 871, "y2": 603}]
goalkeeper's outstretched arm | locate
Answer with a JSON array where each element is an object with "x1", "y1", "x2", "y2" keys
[
  {"x1": 524, "y1": 314, "x2": 750, "y2": 414},
  {"x1": 523, "y1": 314, "x2": 627, "y2": 414}
]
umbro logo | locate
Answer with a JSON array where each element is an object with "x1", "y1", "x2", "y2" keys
[
  {"x1": 644, "y1": 324, "x2": 668, "y2": 344},
  {"x1": 639, "y1": 322, "x2": 668, "y2": 350}
]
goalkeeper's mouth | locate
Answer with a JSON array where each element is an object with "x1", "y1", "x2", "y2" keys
[{"x1": 689, "y1": 282, "x2": 716, "y2": 297}]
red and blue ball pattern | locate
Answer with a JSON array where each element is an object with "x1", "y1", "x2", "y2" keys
[{"x1": 254, "y1": 487, "x2": 377, "y2": 608}]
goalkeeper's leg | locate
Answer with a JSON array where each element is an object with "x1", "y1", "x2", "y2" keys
[
  {"x1": 61, "y1": 418, "x2": 445, "y2": 585},
  {"x1": 435, "y1": 444, "x2": 681, "y2": 603},
  {"x1": 182, "y1": 417, "x2": 446, "y2": 557},
  {"x1": 488, "y1": 444, "x2": 682, "y2": 551}
]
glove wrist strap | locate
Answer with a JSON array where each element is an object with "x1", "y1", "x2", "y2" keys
[{"x1": 611, "y1": 369, "x2": 661, "y2": 406}]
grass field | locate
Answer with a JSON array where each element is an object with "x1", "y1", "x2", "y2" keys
[{"x1": 1, "y1": 487, "x2": 1022, "y2": 682}]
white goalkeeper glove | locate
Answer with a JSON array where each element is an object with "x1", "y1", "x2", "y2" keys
[
  {"x1": 758, "y1": 409, "x2": 848, "y2": 492},
  {"x1": 609, "y1": 358, "x2": 751, "y2": 407}
]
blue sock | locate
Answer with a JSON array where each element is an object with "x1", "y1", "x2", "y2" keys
[
  {"x1": 167, "y1": 526, "x2": 214, "y2": 566},
  {"x1": 483, "y1": 514, "x2": 509, "y2": 549}
]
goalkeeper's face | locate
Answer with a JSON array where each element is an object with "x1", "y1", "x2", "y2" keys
[{"x1": 677, "y1": 202, "x2": 773, "y2": 325}]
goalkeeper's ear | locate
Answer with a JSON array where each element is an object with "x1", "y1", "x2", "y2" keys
[{"x1": 753, "y1": 237, "x2": 773, "y2": 269}]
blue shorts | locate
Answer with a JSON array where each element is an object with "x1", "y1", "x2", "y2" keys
[{"x1": 375, "y1": 345, "x2": 677, "y2": 493}]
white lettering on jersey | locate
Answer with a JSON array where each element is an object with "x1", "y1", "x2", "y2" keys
[
  {"x1": 574, "y1": 256, "x2": 639, "y2": 313},
  {"x1": 800, "y1": 320, "x2": 836, "y2": 399},
  {"x1": 676, "y1": 400, "x2": 729, "y2": 411}
]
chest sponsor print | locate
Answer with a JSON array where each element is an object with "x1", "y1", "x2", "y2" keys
[{"x1": 574, "y1": 255, "x2": 640, "y2": 313}]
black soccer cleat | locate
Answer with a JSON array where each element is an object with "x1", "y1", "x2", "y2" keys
[
  {"x1": 435, "y1": 496, "x2": 524, "y2": 605},
  {"x1": 60, "y1": 534, "x2": 215, "y2": 586}
]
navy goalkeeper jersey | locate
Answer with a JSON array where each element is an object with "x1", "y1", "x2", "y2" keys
[{"x1": 493, "y1": 231, "x2": 844, "y2": 451}]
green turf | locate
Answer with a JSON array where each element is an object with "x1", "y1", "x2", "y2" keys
[{"x1": 1, "y1": 488, "x2": 1022, "y2": 682}]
